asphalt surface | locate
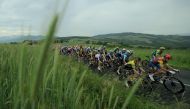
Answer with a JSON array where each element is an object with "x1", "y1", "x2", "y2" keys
[
  {"x1": 179, "y1": 70, "x2": 190, "y2": 87},
  {"x1": 178, "y1": 70, "x2": 190, "y2": 103}
]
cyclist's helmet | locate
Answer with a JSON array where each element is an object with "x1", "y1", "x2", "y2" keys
[
  {"x1": 159, "y1": 47, "x2": 166, "y2": 50},
  {"x1": 164, "y1": 54, "x2": 171, "y2": 60},
  {"x1": 122, "y1": 48, "x2": 126, "y2": 52},
  {"x1": 127, "y1": 50, "x2": 133, "y2": 55}
]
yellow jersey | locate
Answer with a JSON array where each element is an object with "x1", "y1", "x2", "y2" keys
[
  {"x1": 157, "y1": 57, "x2": 164, "y2": 68},
  {"x1": 127, "y1": 60, "x2": 135, "y2": 69}
]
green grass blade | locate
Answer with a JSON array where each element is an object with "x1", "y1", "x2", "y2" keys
[
  {"x1": 31, "y1": 14, "x2": 59, "y2": 103},
  {"x1": 121, "y1": 78, "x2": 143, "y2": 109},
  {"x1": 108, "y1": 86, "x2": 114, "y2": 108},
  {"x1": 113, "y1": 96, "x2": 119, "y2": 109}
]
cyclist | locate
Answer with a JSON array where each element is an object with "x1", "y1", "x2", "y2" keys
[
  {"x1": 152, "y1": 47, "x2": 165, "y2": 62},
  {"x1": 67, "y1": 47, "x2": 73, "y2": 55},
  {"x1": 119, "y1": 57, "x2": 145, "y2": 87},
  {"x1": 121, "y1": 49, "x2": 134, "y2": 65},
  {"x1": 88, "y1": 49, "x2": 97, "y2": 66},
  {"x1": 60, "y1": 46, "x2": 67, "y2": 55},
  {"x1": 105, "y1": 50, "x2": 115, "y2": 67},
  {"x1": 117, "y1": 48, "x2": 133, "y2": 74},
  {"x1": 95, "y1": 50, "x2": 103, "y2": 71},
  {"x1": 121, "y1": 48, "x2": 128, "y2": 64},
  {"x1": 106, "y1": 50, "x2": 114, "y2": 61},
  {"x1": 79, "y1": 45, "x2": 84, "y2": 57},
  {"x1": 148, "y1": 54, "x2": 179, "y2": 82},
  {"x1": 114, "y1": 47, "x2": 120, "y2": 54},
  {"x1": 99, "y1": 46, "x2": 106, "y2": 54},
  {"x1": 127, "y1": 57, "x2": 145, "y2": 75}
]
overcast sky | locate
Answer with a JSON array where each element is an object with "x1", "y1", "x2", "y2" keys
[{"x1": 0, "y1": 0, "x2": 190, "y2": 37}]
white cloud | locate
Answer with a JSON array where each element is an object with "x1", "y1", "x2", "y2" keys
[
  {"x1": 0, "y1": 0, "x2": 190, "y2": 37},
  {"x1": 0, "y1": 27, "x2": 37, "y2": 36},
  {"x1": 0, "y1": 0, "x2": 55, "y2": 37},
  {"x1": 59, "y1": 0, "x2": 190, "y2": 36}
]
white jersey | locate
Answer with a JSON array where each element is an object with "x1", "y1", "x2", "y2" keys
[{"x1": 95, "y1": 53, "x2": 101, "y2": 60}]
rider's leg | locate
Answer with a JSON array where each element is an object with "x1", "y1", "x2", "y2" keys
[
  {"x1": 148, "y1": 62, "x2": 156, "y2": 81},
  {"x1": 98, "y1": 60, "x2": 102, "y2": 71},
  {"x1": 117, "y1": 66, "x2": 121, "y2": 74},
  {"x1": 153, "y1": 69, "x2": 166, "y2": 83},
  {"x1": 117, "y1": 58, "x2": 126, "y2": 74},
  {"x1": 133, "y1": 69, "x2": 140, "y2": 78},
  {"x1": 117, "y1": 63, "x2": 126, "y2": 74}
]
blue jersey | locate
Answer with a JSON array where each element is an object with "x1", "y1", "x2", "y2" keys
[
  {"x1": 115, "y1": 51, "x2": 122, "y2": 58},
  {"x1": 121, "y1": 52, "x2": 129, "y2": 61}
]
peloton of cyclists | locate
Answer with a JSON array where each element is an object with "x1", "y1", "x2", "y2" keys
[{"x1": 60, "y1": 45, "x2": 178, "y2": 84}]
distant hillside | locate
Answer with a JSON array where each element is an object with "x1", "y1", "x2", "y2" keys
[
  {"x1": 92, "y1": 32, "x2": 190, "y2": 48},
  {"x1": 54, "y1": 33, "x2": 190, "y2": 48},
  {"x1": 0, "y1": 35, "x2": 43, "y2": 43},
  {"x1": 0, "y1": 32, "x2": 190, "y2": 48},
  {"x1": 0, "y1": 35, "x2": 89, "y2": 43}
]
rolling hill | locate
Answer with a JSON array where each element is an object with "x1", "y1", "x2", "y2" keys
[
  {"x1": 1, "y1": 32, "x2": 190, "y2": 48},
  {"x1": 92, "y1": 32, "x2": 190, "y2": 48}
]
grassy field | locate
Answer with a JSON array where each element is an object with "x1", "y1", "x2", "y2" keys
[{"x1": 1, "y1": 44, "x2": 190, "y2": 109}]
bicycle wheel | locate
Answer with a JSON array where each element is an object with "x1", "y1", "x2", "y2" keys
[{"x1": 163, "y1": 77, "x2": 185, "y2": 94}]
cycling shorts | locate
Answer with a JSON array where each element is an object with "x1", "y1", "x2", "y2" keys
[{"x1": 148, "y1": 61, "x2": 160, "y2": 70}]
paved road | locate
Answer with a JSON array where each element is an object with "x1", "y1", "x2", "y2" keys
[
  {"x1": 179, "y1": 70, "x2": 190, "y2": 103},
  {"x1": 179, "y1": 70, "x2": 190, "y2": 86}
]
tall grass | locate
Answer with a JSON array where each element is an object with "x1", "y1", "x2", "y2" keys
[
  {"x1": 1, "y1": 44, "x2": 190, "y2": 109},
  {"x1": 31, "y1": 15, "x2": 59, "y2": 107}
]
